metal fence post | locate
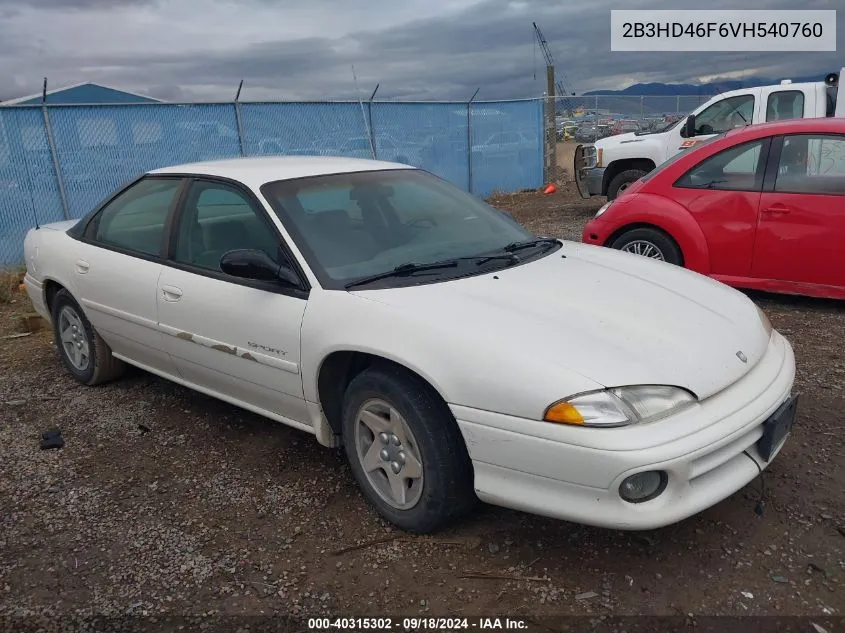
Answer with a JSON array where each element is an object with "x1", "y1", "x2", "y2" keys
[
  {"x1": 367, "y1": 84, "x2": 379, "y2": 160},
  {"x1": 234, "y1": 80, "x2": 246, "y2": 156},
  {"x1": 467, "y1": 88, "x2": 479, "y2": 194},
  {"x1": 42, "y1": 105, "x2": 70, "y2": 220}
]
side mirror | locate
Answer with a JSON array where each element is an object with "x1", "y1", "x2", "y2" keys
[
  {"x1": 219, "y1": 249, "x2": 300, "y2": 286},
  {"x1": 683, "y1": 114, "x2": 696, "y2": 138}
]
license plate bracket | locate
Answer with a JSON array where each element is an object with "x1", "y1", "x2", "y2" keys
[{"x1": 757, "y1": 394, "x2": 799, "y2": 462}]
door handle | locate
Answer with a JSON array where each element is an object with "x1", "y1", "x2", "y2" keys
[
  {"x1": 762, "y1": 204, "x2": 791, "y2": 216},
  {"x1": 161, "y1": 285, "x2": 183, "y2": 302},
  {"x1": 75, "y1": 259, "x2": 90, "y2": 274}
]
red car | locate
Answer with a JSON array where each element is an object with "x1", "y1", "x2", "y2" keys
[{"x1": 582, "y1": 118, "x2": 845, "y2": 300}]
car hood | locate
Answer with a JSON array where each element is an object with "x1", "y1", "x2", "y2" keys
[{"x1": 352, "y1": 243, "x2": 769, "y2": 400}]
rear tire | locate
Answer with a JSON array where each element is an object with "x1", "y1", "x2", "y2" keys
[
  {"x1": 342, "y1": 364, "x2": 476, "y2": 533},
  {"x1": 607, "y1": 168, "x2": 648, "y2": 200},
  {"x1": 610, "y1": 227, "x2": 683, "y2": 266},
  {"x1": 51, "y1": 289, "x2": 125, "y2": 386}
]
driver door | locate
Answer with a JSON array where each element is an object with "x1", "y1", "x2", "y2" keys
[
  {"x1": 670, "y1": 93, "x2": 756, "y2": 162},
  {"x1": 157, "y1": 177, "x2": 311, "y2": 425},
  {"x1": 670, "y1": 137, "x2": 771, "y2": 277}
]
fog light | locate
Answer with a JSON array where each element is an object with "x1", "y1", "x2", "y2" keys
[{"x1": 619, "y1": 471, "x2": 667, "y2": 503}]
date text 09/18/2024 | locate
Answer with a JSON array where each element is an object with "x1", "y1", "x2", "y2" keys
[{"x1": 307, "y1": 617, "x2": 529, "y2": 630}]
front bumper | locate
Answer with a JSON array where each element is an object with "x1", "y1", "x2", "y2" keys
[
  {"x1": 451, "y1": 330, "x2": 796, "y2": 530},
  {"x1": 581, "y1": 167, "x2": 604, "y2": 196},
  {"x1": 582, "y1": 216, "x2": 612, "y2": 246}
]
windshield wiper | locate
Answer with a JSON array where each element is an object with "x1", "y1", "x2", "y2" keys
[
  {"x1": 344, "y1": 252, "x2": 525, "y2": 289},
  {"x1": 502, "y1": 237, "x2": 562, "y2": 253},
  {"x1": 345, "y1": 260, "x2": 459, "y2": 289}
]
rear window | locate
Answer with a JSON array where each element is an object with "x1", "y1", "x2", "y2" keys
[{"x1": 640, "y1": 132, "x2": 728, "y2": 183}]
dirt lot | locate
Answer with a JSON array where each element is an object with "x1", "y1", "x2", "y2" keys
[{"x1": 1, "y1": 187, "x2": 844, "y2": 628}]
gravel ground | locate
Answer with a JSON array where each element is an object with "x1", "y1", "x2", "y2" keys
[{"x1": 1, "y1": 187, "x2": 843, "y2": 627}]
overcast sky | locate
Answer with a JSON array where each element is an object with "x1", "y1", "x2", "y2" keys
[{"x1": 0, "y1": 0, "x2": 841, "y2": 102}]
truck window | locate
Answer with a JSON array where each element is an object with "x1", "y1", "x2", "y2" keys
[
  {"x1": 766, "y1": 91, "x2": 805, "y2": 122},
  {"x1": 694, "y1": 94, "x2": 755, "y2": 136}
]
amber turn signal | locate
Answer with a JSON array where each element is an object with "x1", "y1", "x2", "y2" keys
[{"x1": 543, "y1": 401, "x2": 584, "y2": 425}]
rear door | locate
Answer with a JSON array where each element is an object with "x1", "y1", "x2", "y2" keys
[
  {"x1": 669, "y1": 137, "x2": 771, "y2": 276},
  {"x1": 73, "y1": 176, "x2": 184, "y2": 373},
  {"x1": 751, "y1": 133, "x2": 845, "y2": 290}
]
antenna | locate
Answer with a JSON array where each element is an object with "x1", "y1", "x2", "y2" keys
[
  {"x1": 351, "y1": 65, "x2": 376, "y2": 159},
  {"x1": 234, "y1": 79, "x2": 244, "y2": 101},
  {"x1": 41, "y1": 77, "x2": 47, "y2": 104}
]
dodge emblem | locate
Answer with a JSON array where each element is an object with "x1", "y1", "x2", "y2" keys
[{"x1": 736, "y1": 351, "x2": 747, "y2": 363}]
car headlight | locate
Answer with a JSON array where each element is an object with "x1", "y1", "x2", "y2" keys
[
  {"x1": 757, "y1": 306, "x2": 772, "y2": 338},
  {"x1": 543, "y1": 385, "x2": 697, "y2": 427},
  {"x1": 595, "y1": 201, "x2": 613, "y2": 219}
]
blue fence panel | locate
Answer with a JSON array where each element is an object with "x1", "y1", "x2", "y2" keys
[
  {"x1": 48, "y1": 104, "x2": 241, "y2": 218},
  {"x1": 0, "y1": 108, "x2": 64, "y2": 265},
  {"x1": 0, "y1": 99, "x2": 548, "y2": 266},
  {"x1": 371, "y1": 102, "x2": 469, "y2": 191},
  {"x1": 239, "y1": 102, "x2": 369, "y2": 158},
  {"x1": 469, "y1": 100, "x2": 544, "y2": 197}
]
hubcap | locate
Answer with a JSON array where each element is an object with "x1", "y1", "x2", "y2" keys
[
  {"x1": 620, "y1": 239, "x2": 665, "y2": 261},
  {"x1": 58, "y1": 306, "x2": 90, "y2": 371},
  {"x1": 354, "y1": 398, "x2": 424, "y2": 510}
]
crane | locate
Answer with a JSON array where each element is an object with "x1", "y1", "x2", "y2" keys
[{"x1": 533, "y1": 21, "x2": 574, "y2": 111}]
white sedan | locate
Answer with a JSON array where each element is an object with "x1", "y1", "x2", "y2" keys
[{"x1": 22, "y1": 156, "x2": 797, "y2": 533}]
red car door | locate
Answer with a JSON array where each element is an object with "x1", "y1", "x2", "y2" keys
[
  {"x1": 751, "y1": 133, "x2": 845, "y2": 290},
  {"x1": 670, "y1": 137, "x2": 770, "y2": 276}
]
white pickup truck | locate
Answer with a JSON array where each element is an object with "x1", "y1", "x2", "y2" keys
[{"x1": 576, "y1": 68, "x2": 844, "y2": 200}]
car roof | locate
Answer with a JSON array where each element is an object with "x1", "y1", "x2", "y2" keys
[
  {"x1": 149, "y1": 155, "x2": 415, "y2": 187},
  {"x1": 725, "y1": 117, "x2": 845, "y2": 140}
]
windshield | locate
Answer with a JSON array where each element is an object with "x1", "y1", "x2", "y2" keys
[{"x1": 261, "y1": 169, "x2": 542, "y2": 289}]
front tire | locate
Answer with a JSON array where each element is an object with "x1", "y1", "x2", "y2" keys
[
  {"x1": 607, "y1": 168, "x2": 647, "y2": 200},
  {"x1": 51, "y1": 289, "x2": 125, "y2": 386},
  {"x1": 610, "y1": 227, "x2": 683, "y2": 265},
  {"x1": 342, "y1": 364, "x2": 475, "y2": 533}
]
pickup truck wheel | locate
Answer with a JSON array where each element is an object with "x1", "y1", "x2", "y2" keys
[
  {"x1": 342, "y1": 365, "x2": 475, "y2": 533},
  {"x1": 610, "y1": 227, "x2": 682, "y2": 265},
  {"x1": 607, "y1": 169, "x2": 647, "y2": 200},
  {"x1": 51, "y1": 289, "x2": 125, "y2": 386}
]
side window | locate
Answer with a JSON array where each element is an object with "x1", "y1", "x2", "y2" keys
[
  {"x1": 173, "y1": 181, "x2": 284, "y2": 271},
  {"x1": 675, "y1": 139, "x2": 768, "y2": 192},
  {"x1": 695, "y1": 95, "x2": 755, "y2": 135},
  {"x1": 766, "y1": 91, "x2": 805, "y2": 122},
  {"x1": 775, "y1": 134, "x2": 845, "y2": 195},
  {"x1": 93, "y1": 178, "x2": 182, "y2": 256}
]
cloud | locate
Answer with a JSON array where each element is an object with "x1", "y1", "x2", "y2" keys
[{"x1": 0, "y1": 0, "x2": 841, "y2": 102}]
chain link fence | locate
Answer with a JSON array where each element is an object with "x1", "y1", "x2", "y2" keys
[
  {"x1": 0, "y1": 98, "x2": 545, "y2": 265},
  {"x1": 544, "y1": 94, "x2": 713, "y2": 184}
]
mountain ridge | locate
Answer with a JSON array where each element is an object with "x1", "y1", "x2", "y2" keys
[{"x1": 583, "y1": 74, "x2": 826, "y2": 96}]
